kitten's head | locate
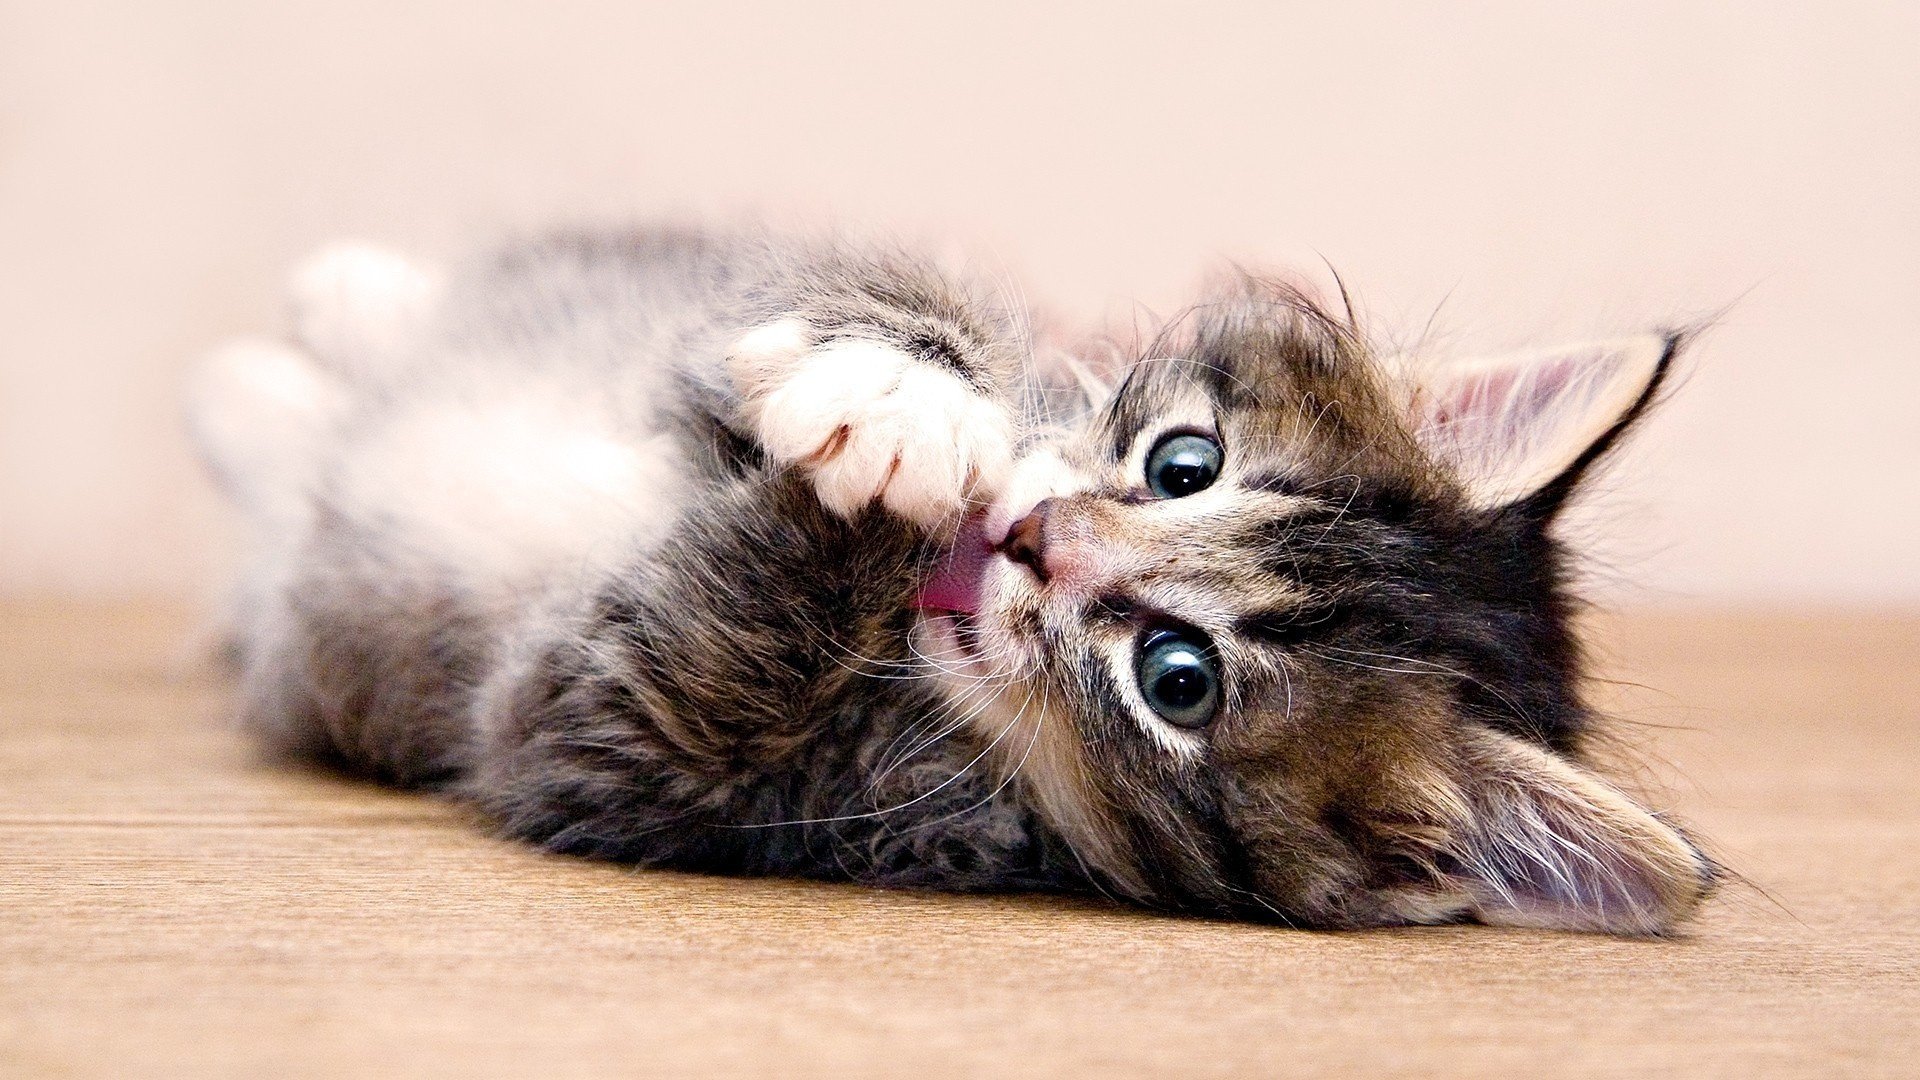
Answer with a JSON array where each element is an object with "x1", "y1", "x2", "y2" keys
[{"x1": 916, "y1": 281, "x2": 1714, "y2": 934}]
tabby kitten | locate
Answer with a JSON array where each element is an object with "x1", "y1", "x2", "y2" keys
[{"x1": 190, "y1": 226, "x2": 1714, "y2": 934}]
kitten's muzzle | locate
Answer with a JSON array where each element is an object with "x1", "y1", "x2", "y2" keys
[
  {"x1": 998, "y1": 496, "x2": 1124, "y2": 596},
  {"x1": 997, "y1": 498, "x2": 1056, "y2": 583}
]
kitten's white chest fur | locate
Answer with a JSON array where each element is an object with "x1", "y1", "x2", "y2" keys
[
  {"x1": 331, "y1": 390, "x2": 688, "y2": 589},
  {"x1": 196, "y1": 241, "x2": 697, "y2": 594}
]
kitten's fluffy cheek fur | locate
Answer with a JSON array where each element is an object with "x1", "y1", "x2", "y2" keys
[
  {"x1": 915, "y1": 584, "x2": 1147, "y2": 898},
  {"x1": 728, "y1": 321, "x2": 1014, "y2": 528}
]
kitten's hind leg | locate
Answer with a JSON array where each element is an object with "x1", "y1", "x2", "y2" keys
[
  {"x1": 290, "y1": 240, "x2": 443, "y2": 373},
  {"x1": 185, "y1": 337, "x2": 346, "y2": 527},
  {"x1": 727, "y1": 319, "x2": 1016, "y2": 530},
  {"x1": 191, "y1": 241, "x2": 439, "y2": 510}
]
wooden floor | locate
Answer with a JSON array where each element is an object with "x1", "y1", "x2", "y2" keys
[{"x1": 2, "y1": 602, "x2": 1916, "y2": 1078}]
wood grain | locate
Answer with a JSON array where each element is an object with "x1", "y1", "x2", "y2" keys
[{"x1": 2, "y1": 601, "x2": 1916, "y2": 1078}]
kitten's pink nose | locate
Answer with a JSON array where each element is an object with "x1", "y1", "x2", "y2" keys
[{"x1": 997, "y1": 498, "x2": 1057, "y2": 583}]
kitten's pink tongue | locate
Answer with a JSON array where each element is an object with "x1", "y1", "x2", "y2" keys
[{"x1": 917, "y1": 516, "x2": 993, "y2": 615}]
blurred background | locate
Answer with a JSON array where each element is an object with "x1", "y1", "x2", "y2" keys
[{"x1": 1, "y1": 0, "x2": 1913, "y2": 605}]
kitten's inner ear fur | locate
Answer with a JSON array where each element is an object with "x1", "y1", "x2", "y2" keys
[
  {"x1": 1396, "y1": 333, "x2": 1679, "y2": 511},
  {"x1": 1385, "y1": 730, "x2": 1715, "y2": 935}
]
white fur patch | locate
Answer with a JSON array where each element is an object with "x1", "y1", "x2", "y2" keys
[
  {"x1": 334, "y1": 394, "x2": 679, "y2": 588},
  {"x1": 185, "y1": 338, "x2": 347, "y2": 524},
  {"x1": 291, "y1": 241, "x2": 442, "y2": 368},
  {"x1": 727, "y1": 321, "x2": 1014, "y2": 529}
]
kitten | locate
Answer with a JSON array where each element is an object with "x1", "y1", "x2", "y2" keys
[{"x1": 188, "y1": 226, "x2": 1715, "y2": 934}]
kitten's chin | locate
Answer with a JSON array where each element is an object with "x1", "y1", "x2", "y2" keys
[{"x1": 912, "y1": 610, "x2": 997, "y2": 683}]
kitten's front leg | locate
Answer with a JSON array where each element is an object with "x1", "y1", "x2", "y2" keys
[{"x1": 727, "y1": 319, "x2": 1016, "y2": 530}]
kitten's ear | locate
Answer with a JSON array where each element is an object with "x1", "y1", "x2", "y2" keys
[
  {"x1": 1395, "y1": 333, "x2": 1682, "y2": 514},
  {"x1": 1391, "y1": 730, "x2": 1715, "y2": 934}
]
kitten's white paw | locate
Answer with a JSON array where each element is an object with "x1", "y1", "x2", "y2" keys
[
  {"x1": 729, "y1": 320, "x2": 1014, "y2": 529},
  {"x1": 186, "y1": 338, "x2": 347, "y2": 524},
  {"x1": 291, "y1": 241, "x2": 441, "y2": 368}
]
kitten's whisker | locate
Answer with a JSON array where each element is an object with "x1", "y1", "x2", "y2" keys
[
  {"x1": 1293, "y1": 392, "x2": 1337, "y2": 454},
  {"x1": 901, "y1": 681, "x2": 1042, "y2": 836},
  {"x1": 868, "y1": 680, "x2": 990, "y2": 782},
  {"x1": 789, "y1": 605, "x2": 937, "y2": 681},
  {"x1": 903, "y1": 629, "x2": 1022, "y2": 682},
  {"x1": 731, "y1": 668, "x2": 1022, "y2": 830},
  {"x1": 824, "y1": 652, "x2": 932, "y2": 681},
  {"x1": 869, "y1": 681, "x2": 1003, "y2": 789},
  {"x1": 1306, "y1": 478, "x2": 1362, "y2": 549},
  {"x1": 1277, "y1": 652, "x2": 1296, "y2": 724},
  {"x1": 1120, "y1": 354, "x2": 1259, "y2": 398},
  {"x1": 887, "y1": 661, "x2": 1017, "y2": 760}
]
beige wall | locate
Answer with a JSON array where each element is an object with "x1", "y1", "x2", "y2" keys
[{"x1": 2, "y1": 1, "x2": 1914, "y2": 603}]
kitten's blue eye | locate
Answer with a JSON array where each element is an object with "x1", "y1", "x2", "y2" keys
[
  {"x1": 1136, "y1": 630, "x2": 1220, "y2": 729},
  {"x1": 1145, "y1": 433, "x2": 1222, "y2": 499}
]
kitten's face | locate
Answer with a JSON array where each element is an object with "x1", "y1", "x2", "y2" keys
[{"x1": 916, "y1": 291, "x2": 1714, "y2": 934}]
